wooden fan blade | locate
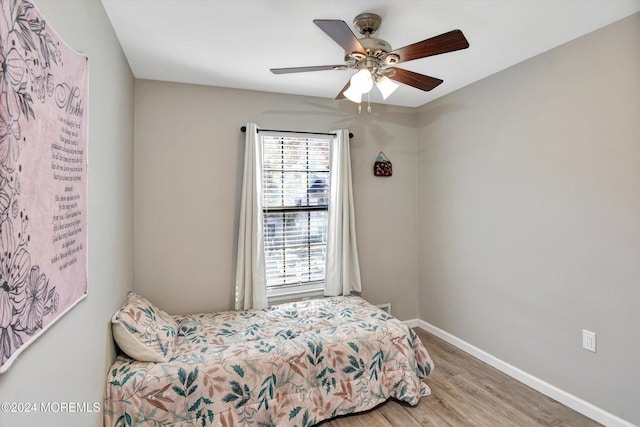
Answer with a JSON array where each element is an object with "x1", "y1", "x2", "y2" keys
[
  {"x1": 313, "y1": 19, "x2": 366, "y2": 56},
  {"x1": 335, "y1": 80, "x2": 351, "y2": 100},
  {"x1": 270, "y1": 65, "x2": 344, "y2": 74},
  {"x1": 387, "y1": 68, "x2": 443, "y2": 91},
  {"x1": 388, "y1": 29, "x2": 469, "y2": 64}
]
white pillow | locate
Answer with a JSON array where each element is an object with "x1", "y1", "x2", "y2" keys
[{"x1": 111, "y1": 292, "x2": 177, "y2": 362}]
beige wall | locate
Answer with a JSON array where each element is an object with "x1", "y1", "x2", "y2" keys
[
  {"x1": 0, "y1": 1, "x2": 134, "y2": 426},
  {"x1": 134, "y1": 82, "x2": 420, "y2": 320},
  {"x1": 416, "y1": 13, "x2": 640, "y2": 424}
]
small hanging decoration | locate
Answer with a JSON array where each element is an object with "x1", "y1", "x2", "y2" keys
[{"x1": 373, "y1": 152, "x2": 392, "y2": 177}]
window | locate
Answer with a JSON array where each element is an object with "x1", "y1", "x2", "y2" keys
[
  {"x1": 261, "y1": 133, "x2": 331, "y2": 301},
  {"x1": 235, "y1": 124, "x2": 359, "y2": 310}
]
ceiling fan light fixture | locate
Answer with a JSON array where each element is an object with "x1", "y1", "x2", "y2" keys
[
  {"x1": 343, "y1": 85, "x2": 362, "y2": 103},
  {"x1": 375, "y1": 75, "x2": 399, "y2": 100},
  {"x1": 350, "y1": 68, "x2": 373, "y2": 93}
]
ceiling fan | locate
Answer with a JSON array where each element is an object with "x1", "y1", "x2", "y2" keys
[{"x1": 270, "y1": 13, "x2": 470, "y2": 104}]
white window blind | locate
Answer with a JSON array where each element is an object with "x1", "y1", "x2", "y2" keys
[{"x1": 261, "y1": 134, "x2": 331, "y2": 298}]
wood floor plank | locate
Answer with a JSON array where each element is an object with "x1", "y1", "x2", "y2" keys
[
  {"x1": 447, "y1": 374, "x2": 541, "y2": 426},
  {"x1": 319, "y1": 328, "x2": 602, "y2": 427},
  {"x1": 377, "y1": 399, "x2": 424, "y2": 427},
  {"x1": 414, "y1": 392, "x2": 474, "y2": 427},
  {"x1": 383, "y1": 399, "x2": 453, "y2": 427},
  {"x1": 329, "y1": 406, "x2": 393, "y2": 427}
]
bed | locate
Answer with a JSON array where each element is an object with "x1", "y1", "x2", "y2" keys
[{"x1": 104, "y1": 292, "x2": 434, "y2": 426}]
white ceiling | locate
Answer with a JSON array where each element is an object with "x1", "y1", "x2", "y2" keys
[{"x1": 101, "y1": 0, "x2": 640, "y2": 108}]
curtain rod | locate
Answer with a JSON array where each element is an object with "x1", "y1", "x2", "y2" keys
[{"x1": 240, "y1": 126, "x2": 353, "y2": 139}]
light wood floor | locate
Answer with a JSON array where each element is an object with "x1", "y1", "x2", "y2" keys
[{"x1": 320, "y1": 328, "x2": 601, "y2": 427}]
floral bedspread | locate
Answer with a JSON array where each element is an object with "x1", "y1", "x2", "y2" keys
[{"x1": 104, "y1": 296, "x2": 433, "y2": 426}]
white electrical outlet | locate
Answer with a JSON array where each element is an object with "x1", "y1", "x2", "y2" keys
[{"x1": 582, "y1": 329, "x2": 596, "y2": 352}]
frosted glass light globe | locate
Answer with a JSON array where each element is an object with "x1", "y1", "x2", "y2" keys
[{"x1": 350, "y1": 69, "x2": 373, "y2": 93}]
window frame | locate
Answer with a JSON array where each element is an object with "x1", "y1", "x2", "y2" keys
[{"x1": 260, "y1": 132, "x2": 331, "y2": 304}]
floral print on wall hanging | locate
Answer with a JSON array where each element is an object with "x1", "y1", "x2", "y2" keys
[{"x1": 0, "y1": 0, "x2": 88, "y2": 373}]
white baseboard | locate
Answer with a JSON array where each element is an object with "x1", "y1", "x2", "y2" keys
[{"x1": 404, "y1": 319, "x2": 636, "y2": 427}]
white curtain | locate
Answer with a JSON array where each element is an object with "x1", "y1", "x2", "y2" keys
[
  {"x1": 234, "y1": 123, "x2": 268, "y2": 310},
  {"x1": 325, "y1": 129, "x2": 362, "y2": 296}
]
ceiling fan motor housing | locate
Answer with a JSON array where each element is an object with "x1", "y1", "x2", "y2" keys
[
  {"x1": 351, "y1": 13, "x2": 392, "y2": 60},
  {"x1": 359, "y1": 37, "x2": 392, "y2": 54}
]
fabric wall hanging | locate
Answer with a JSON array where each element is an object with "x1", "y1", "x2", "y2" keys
[
  {"x1": 0, "y1": 0, "x2": 89, "y2": 373},
  {"x1": 373, "y1": 152, "x2": 392, "y2": 177}
]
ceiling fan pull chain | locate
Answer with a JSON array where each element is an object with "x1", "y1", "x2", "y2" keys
[
  {"x1": 358, "y1": 104, "x2": 362, "y2": 114},
  {"x1": 367, "y1": 92, "x2": 372, "y2": 114}
]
